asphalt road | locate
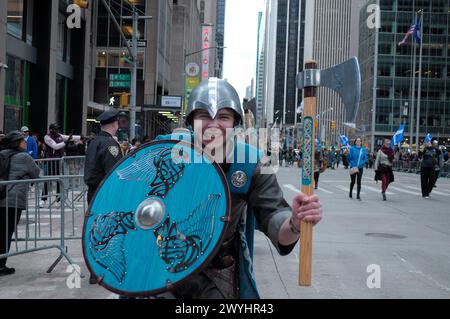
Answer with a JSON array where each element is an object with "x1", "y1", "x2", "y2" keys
[
  {"x1": 254, "y1": 166, "x2": 450, "y2": 299},
  {"x1": 1, "y1": 166, "x2": 449, "y2": 299}
]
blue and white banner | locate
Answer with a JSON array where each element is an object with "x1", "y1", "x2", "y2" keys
[{"x1": 391, "y1": 124, "x2": 405, "y2": 146}]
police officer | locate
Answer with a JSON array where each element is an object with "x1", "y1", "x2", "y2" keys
[
  {"x1": 84, "y1": 110, "x2": 123, "y2": 284},
  {"x1": 84, "y1": 110, "x2": 123, "y2": 204}
]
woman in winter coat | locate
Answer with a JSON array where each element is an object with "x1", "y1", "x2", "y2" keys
[
  {"x1": 348, "y1": 137, "x2": 368, "y2": 200},
  {"x1": 0, "y1": 131, "x2": 40, "y2": 276},
  {"x1": 374, "y1": 138, "x2": 395, "y2": 201}
]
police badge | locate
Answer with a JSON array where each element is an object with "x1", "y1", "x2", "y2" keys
[
  {"x1": 108, "y1": 146, "x2": 120, "y2": 157},
  {"x1": 83, "y1": 141, "x2": 231, "y2": 297}
]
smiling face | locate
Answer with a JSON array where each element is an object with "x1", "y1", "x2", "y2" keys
[{"x1": 192, "y1": 108, "x2": 236, "y2": 146}]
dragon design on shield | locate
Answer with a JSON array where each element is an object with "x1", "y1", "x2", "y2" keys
[
  {"x1": 116, "y1": 146, "x2": 186, "y2": 198},
  {"x1": 153, "y1": 194, "x2": 221, "y2": 273},
  {"x1": 89, "y1": 211, "x2": 137, "y2": 283}
]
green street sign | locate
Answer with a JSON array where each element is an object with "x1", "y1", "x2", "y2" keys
[
  {"x1": 109, "y1": 81, "x2": 131, "y2": 88},
  {"x1": 109, "y1": 74, "x2": 131, "y2": 81}
]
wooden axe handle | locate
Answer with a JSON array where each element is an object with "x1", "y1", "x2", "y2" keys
[{"x1": 299, "y1": 60, "x2": 317, "y2": 286}]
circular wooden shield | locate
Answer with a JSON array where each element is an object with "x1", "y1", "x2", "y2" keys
[{"x1": 82, "y1": 140, "x2": 231, "y2": 297}]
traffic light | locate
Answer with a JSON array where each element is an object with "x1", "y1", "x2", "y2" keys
[
  {"x1": 120, "y1": 93, "x2": 130, "y2": 109},
  {"x1": 331, "y1": 121, "x2": 336, "y2": 129}
]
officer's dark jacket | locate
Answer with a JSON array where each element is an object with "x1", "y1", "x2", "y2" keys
[{"x1": 84, "y1": 131, "x2": 123, "y2": 188}]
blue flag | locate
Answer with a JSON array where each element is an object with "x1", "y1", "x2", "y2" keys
[
  {"x1": 339, "y1": 133, "x2": 350, "y2": 148},
  {"x1": 391, "y1": 124, "x2": 405, "y2": 146},
  {"x1": 425, "y1": 133, "x2": 433, "y2": 143}
]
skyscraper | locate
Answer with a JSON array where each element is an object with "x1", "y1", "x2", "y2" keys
[
  {"x1": 264, "y1": 0, "x2": 306, "y2": 128},
  {"x1": 359, "y1": 0, "x2": 450, "y2": 151},
  {"x1": 215, "y1": 0, "x2": 226, "y2": 78},
  {"x1": 303, "y1": 0, "x2": 360, "y2": 145}
]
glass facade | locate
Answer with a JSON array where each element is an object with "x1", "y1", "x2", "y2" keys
[
  {"x1": 359, "y1": 0, "x2": 450, "y2": 147},
  {"x1": 274, "y1": 0, "x2": 305, "y2": 126},
  {"x1": 216, "y1": 0, "x2": 226, "y2": 78},
  {"x1": 95, "y1": 0, "x2": 146, "y2": 105},
  {"x1": 7, "y1": 0, "x2": 33, "y2": 44},
  {"x1": 4, "y1": 55, "x2": 27, "y2": 133}
]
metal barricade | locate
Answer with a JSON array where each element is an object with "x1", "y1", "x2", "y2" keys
[
  {"x1": 34, "y1": 158, "x2": 63, "y2": 177},
  {"x1": 34, "y1": 156, "x2": 86, "y2": 177},
  {"x1": 61, "y1": 156, "x2": 86, "y2": 176},
  {"x1": 0, "y1": 177, "x2": 84, "y2": 276}
]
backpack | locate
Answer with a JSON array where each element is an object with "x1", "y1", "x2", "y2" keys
[{"x1": 0, "y1": 151, "x2": 18, "y2": 200}]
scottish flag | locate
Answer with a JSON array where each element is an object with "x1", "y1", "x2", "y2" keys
[
  {"x1": 391, "y1": 124, "x2": 405, "y2": 146},
  {"x1": 425, "y1": 133, "x2": 433, "y2": 143},
  {"x1": 339, "y1": 133, "x2": 350, "y2": 148}
]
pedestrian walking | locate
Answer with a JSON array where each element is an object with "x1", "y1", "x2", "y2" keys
[
  {"x1": 314, "y1": 140, "x2": 324, "y2": 190},
  {"x1": 84, "y1": 110, "x2": 123, "y2": 284},
  {"x1": 0, "y1": 131, "x2": 40, "y2": 276},
  {"x1": 432, "y1": 141, "x2": 443, "y2": 188},
  {"x1": 374, "y1": 138, "x2": 395, "y2": 201},
  {"x1": 419, "y1": 141, "x2": 437, "y2": 198},
  {"x1": 348, "y1": 137, "x2": 367, "y2": 201}
]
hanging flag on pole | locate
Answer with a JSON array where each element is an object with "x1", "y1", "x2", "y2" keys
[
  {"x1": 398, "y1": 20, "x2": 421, "y2": 46},
  {"x1": 424, "y1": 133, "x2": 433, "y2": 143},
  {"x1": 391, "y1": 124, "x2": 405, "y2": 146}
]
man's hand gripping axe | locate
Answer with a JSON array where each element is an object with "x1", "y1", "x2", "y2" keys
[{"x1": 296, "y1": 57, "x2": 361, "y2": 286}]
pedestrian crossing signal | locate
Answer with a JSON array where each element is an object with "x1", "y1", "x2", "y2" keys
[{"x1": 120, "y1": 93, "x2": 130, "y2": 108}]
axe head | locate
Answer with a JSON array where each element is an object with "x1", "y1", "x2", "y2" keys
[{"x1": 297, "y1": 57, "x2": 361, "y2": 123}]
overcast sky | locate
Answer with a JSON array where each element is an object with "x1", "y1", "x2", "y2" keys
[{"x1": 222, "y1": 0, "x2": 265, "y2": 100}]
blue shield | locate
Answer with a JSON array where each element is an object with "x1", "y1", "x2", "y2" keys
[{"x1": 82, "y1": 141, "x2": 231, "y2": 297}]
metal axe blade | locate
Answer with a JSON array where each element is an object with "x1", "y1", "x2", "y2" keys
[{"x1": 297, "y1": 57, "x2": 361, "y2": 123}]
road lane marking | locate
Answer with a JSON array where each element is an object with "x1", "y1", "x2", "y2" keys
[
  {"x1": 394, "y1": 253, "x2": 450, "y2": 292},
  {"x1": 404, "y1": 185, "x2": 450, "y2": 196},
  {"x1": 388, "y1": 186, "x2": 420, "y2": 196},
  {"x1": 334, "y1": 185, "x2": 366, "y2": 195},
  {"x1": 317, "y1": 186, "x2": 334, "y2": 194},
  {"x1": 363, "y1": 185, "x2": 396, "y2": 195}
]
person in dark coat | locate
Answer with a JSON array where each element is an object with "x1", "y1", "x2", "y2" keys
[
  {"x1": 419, "y1": 141, "x2": 437, "y2": 198},
  {"x1": 0, "y1": 131, "x2": 40, "y2": 276},
  {"x1": 84, "y1": 110, "x2": 123, "y2": 284},
  {"x1": 374, "y1": 139, "x2": 395, "y2": 201}
]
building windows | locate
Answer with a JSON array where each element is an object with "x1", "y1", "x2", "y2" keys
[
  {"x1": 7, "y1": 0, "x2": 24, "y2": 39},
  {"x1": 96, "y1": 49, "x2": 145, "y2": 69},
  {"x1": 4, "y1": 55, "x2": 25, "y2": 132}
]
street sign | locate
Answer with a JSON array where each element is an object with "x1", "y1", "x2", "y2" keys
[
  {"x1": 110, "y1": 74, "x2": 131, "y2": 81},
  {"x1": 109, "y1": 74, "x2": 131, "y2": 88},
  {"x1": 186, "y1": 63, "x2": 200, "y2": 77},
  {"x1": 161, "y1": 96, "x2": 182, "y2": 108},
  {"x1": 126, "y1": 39, "x2": 147, "y2": 48}
]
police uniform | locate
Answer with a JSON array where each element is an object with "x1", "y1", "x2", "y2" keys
[{"x1": 84, "y1": 111, "x2": 123, "y2": 204}]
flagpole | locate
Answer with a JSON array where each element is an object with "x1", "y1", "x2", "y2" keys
[
  {"x1": 415, "y1": 10, "x2": 424, "y2": 154},
  {"x1": 409, "y1": 11, "x2": 418, "y2": 153}
]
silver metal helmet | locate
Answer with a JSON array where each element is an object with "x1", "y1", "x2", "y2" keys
[{"x1": 186, "y1": 78, "x2": 244, "y2": 126}]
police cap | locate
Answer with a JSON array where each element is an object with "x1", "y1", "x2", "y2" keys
[{"x1": 97, "y1": 110, "x2": 119, "y2": 125}]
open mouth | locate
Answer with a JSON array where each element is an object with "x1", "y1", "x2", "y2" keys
[{"x1": 204, "y1": 129, "x2": 223, "y2": 143}]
